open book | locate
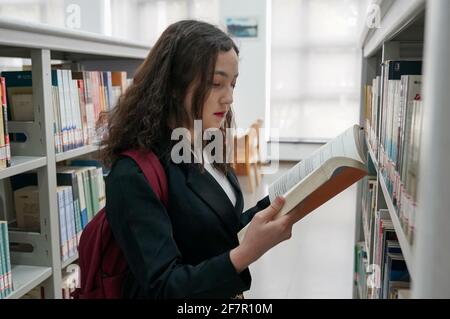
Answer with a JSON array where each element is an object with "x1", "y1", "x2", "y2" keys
[{"x1": 238, "y1": 124, "x2": 368, "y2": 242}]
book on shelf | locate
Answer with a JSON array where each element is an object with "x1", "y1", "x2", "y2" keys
[
  {"x1": 1, "y1": 69, "x2": 129, "y2": 155},
  {"x1": 0, "y1": 77, "x2": 11, "y2": 168},
  {"x1": 56, "y1": 186, "x2": 70, "y2": 262},
  {"x1": 354, "y1": 242, "x2": 369, "y2": 299},
  {"x1": 355, "y1": 207, "x2": 411, "y2": 299},
  {"x1": 57, "y1": 168, "x2": 85, "y2": 244},
  {"x1": 0, "y1": 220, "x2": 13, "y2": 299},
  {"x1": 238, "y1": 124, "x2": 368, "y2": 242},
  {"x1": 382, "y1": 244, "x2": 410, "y2": 299},
  {"x1": 361, "y1": 175, "x2": 377, "y2": 264},
  {"x1": 10, "y1": 167, "x2": 105, "y2": 262},
  {"x1": 1, "y1": 71, "x2": 33, "y2": 121},
  {"x1": 363, "y1": 59, "x2": 423, "y2": 246}
]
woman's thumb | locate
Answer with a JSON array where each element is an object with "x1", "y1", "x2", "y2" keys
[{"x1": 263, "y1": 196, "x2": 285, "y2": 220}]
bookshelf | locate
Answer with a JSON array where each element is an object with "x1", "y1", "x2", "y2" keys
[
  {"x1": 0, "y1": 156, "x2": 47, "y2": 180},
  {"x1": 0, "y1": 18, "x2": 149, "y2": 299},
  {"x1": 6, "y1": 265, "x2": 52, "y2": 299},
  {"x1": 55, "y1": 144, "x2": 101, "y2": 163},
  {"x1": 355, "y1": 0, "x2": 450, "y2": 298},
  {"x1": 378, "y1": 176, "x2": 414, "y2": 276}
]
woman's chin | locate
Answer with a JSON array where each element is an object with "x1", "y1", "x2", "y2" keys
[{"x1": 205, "y1": 122, "x2": 222, "y2": 130}]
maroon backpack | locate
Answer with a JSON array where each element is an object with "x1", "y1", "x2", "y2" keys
[{"x1": 72, "y1": 150, "x2": 168, "y2": 299}]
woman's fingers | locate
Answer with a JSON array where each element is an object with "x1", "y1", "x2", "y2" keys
[{"x1": 259, "y1": 196, "x2": 285, "y2": 221}]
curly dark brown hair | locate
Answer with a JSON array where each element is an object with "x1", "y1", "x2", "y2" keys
[{"x1": 99, "y1": 20, "x2": 239, "y2": 171}]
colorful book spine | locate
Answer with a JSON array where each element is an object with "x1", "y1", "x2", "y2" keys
[{"x1": 0, "y1": 77, "x2": 11, "y2": 167}]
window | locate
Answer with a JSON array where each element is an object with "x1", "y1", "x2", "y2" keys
[
  {"x1": 135, "y1": 0, "x2": 219, "y2": 45},
  {"x1": 271, "y1": 0, "x2": 363, "y2": 141}
]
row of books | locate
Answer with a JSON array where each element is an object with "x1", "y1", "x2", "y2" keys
[
  {"x1": 364, "y1": 60, "x2": 423, "y2": 244},
  {"x1": 355, "y1": 206, "x2": 411, "y2": 299},
  {"x1": 0, "y1": 221, "x2": 13, "y2": 299},
  {"x1": 1, "y1": 69, "x2": 128, "y2": 155},
  {"x1": 0, "y1": 77, "x2": 12, "y2": 170},
  {"x1": 360, "y1": 175, "x2": 377, "y2": 265},
  {"x1": 11, "y1": 160, "x2": 105, "y2": 262},
  {"x1": 354, "y1": 242, "x2": 369, "y2": 299}
]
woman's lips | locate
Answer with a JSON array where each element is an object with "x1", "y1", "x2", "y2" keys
[{"x1": 214, "y1": 112, "x2": 226, "y2": 118}]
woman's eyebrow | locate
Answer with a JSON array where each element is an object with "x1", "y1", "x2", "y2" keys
[{"x1": 214, "y1": 70, "x2": 239, "y2": 78}]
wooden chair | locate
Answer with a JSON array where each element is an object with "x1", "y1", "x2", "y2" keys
[{"x1": 233, "y1": 119, "x2": 262, "y2": 192}]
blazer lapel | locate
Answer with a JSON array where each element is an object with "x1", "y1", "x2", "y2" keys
[
  {"x1": 186, "y1": 164, "x2": 240, "y2": 235},
  {"x1": 226, "y1": 169, "x2": 244, "y2": 216}
]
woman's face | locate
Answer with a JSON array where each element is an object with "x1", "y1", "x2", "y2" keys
[
  {"x1": 185, "y1": 48, "x2": 239, "y2": 133},
  {"x1": 203, "y1": 49, "x2": 239, "y2": 130}
]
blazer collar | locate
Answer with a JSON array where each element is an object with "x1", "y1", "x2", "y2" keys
[
  {"x1": 185, "y1": 163, "x2": 243, "y2": 235},
  {"x1": 226, "y1": 169, "x2": 244, "y2": 215}
]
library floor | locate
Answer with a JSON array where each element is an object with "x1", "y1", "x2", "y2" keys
[{"x1": 237, "y1": 162, "x2": 356, "y2": 299}]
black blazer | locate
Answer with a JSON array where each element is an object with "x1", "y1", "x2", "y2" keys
[{"x1": 105, "y1": 156, "x2": 270, "y2": 299}]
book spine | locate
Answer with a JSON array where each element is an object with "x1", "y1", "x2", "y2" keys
[
  {"x1": 70, "y1": 79, "x2": 83, "y2": 148},
  {"x1": 96, "y1": 167, "x2": 105, "y2": 209},
  {"x1": 62, "y1": 70, "x2": 74, "y2": 150},
  {"x1": 57, "y1": 189, "x2": 68, "y2": 262},
  {"x1": 56, "y1": 70, "x2": 68, "y2": 152},
  {"x1": 1, "y1": 78, "x2": 11, "y2": 167},
  {"x1": 0, "y1": 221, "x2": 5, "y2": 299},
  {"x1": 75, "y1": 171, "x2": 88, "y2": 229},
  {"x1": 64, "y1": 187, "x2": 76, "y2": 258},
  {"x1": 0, "y1": 78, "x2": 6, "y2": 169},
  {"x1": 1, "y1": 222, "x2": 12, "y2": 297},
  {"x1": 82, "y1": 170, "x2": 93, "y2": 222},
  {"x1": 76, "y1": 79, "x2": 88, "y2": 146},
  {"x1": 89, "y1": 168, "x2": 100, "y2": 216},
  {"x1": 71, "y1": 172, "x2": 82, "y2": 244}
]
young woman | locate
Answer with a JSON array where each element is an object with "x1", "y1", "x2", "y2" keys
[{"x1": 101, "y1": 20, "x2": 304, "y2": 299}]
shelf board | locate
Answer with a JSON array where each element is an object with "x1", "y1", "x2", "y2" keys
[
  {"x1": 61, "y1": 252, "x2": 79, "y2": 269},
  {"x1": 5, "y1": 265, "x2": 52, "y2": 299},
  {"x1": 0, "y1": 156, "x2": 47, "y2": 180},
  {"x1": 56, "y1": 144, "x2": 101, "y2": 162},
  {"x1": 379, "y1": 176, "x2": 415, "y2": 277},
  {"x1": 363, "y1": 0, "x2": 425, "y2": 57},
  {"x1": 0, "y1": 17, "x2": 150, "y2": 59}
]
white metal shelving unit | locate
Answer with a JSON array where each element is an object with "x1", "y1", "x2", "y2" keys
[
  {"x1": 0, "y1": 156, "x2": 47, "y2": 180},
  {"x1": 378, "y1": 177, "x2": 414, "y2": 275},
  {"x1": 0, "y1": 18, "x2": 149, "y2": 299},
  {"x1": 6, "y1": 265, "x2": 52, "y2": 299},
  {"x1": 55, "y1": 144, "x2": 101, "y2": 163},
  {"x1": 355, "y1": 0, "x2": 450, "y2": 299}
]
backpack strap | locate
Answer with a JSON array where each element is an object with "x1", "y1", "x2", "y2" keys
[{"x1": 121, "y1": 150, "x2": 168, "y2": 208}]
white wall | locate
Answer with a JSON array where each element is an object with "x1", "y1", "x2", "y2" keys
[
  {"x1": 219, "y1": 0, "x2": 268, "y2": 132},
  {"x1": 63, "y1": 0, "x2": 107, "y2": 34},
  {"x1": 275, "y1": 142, "x2": 323, "y2": 162}
]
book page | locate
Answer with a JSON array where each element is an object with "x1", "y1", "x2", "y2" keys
[{"x1": 268, "y1": 125, "x2": 363, "y2": 202}]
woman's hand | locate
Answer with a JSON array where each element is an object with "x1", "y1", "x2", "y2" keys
[{"x1": 230, "y1": 196, "x2": 299, "y2": 273}]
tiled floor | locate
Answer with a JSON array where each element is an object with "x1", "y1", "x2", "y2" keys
[{"x1": 237, "y1": 162, "x2": 357, "y2": 299}]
